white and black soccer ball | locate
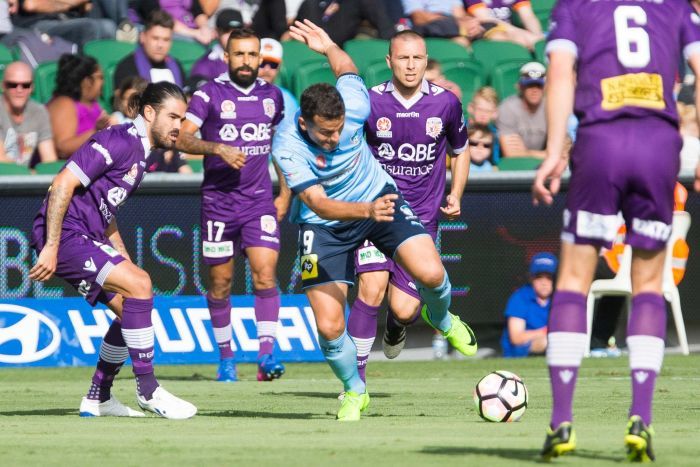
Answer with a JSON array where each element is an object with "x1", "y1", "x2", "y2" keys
[{"x1": 473, "y1": 370, "x2": 528, "y2": 422}]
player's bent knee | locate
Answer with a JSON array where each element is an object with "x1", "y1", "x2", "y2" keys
[
  {"x1": 357, "y1": 283, "x2": 386, "y2": 307},
  {"x1": 416, "y1": 266, "x2": 445, "y2": 290},
  {"x1": 251, "y1": 269, "x2": 277, "y2": 290},
  {"x1": 315, "y1": 318, "x2": 345, "y2": 341},
  {"x1": 123, "y1": 267, "x2": 153, "y2": 298}
]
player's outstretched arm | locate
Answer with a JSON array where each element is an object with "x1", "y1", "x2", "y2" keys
[
  {"x1": 29, "y1": 169, "x2": 81, "y2": 281},
  {"x1": 288, "y1": 19, "x2": 358, "y2": 77},
  {"x1": 106, "y1": 218, "x2": 132, "y2": 262},
  {"x1": 176, "y1": 119, "x2": 246, "y2": 169},
  {"x1": 299, "y1": 184, "x2": 397, "y2": 222},
  {"x1": 532, "y1": 50, "x2": 575, "y2": 206}
]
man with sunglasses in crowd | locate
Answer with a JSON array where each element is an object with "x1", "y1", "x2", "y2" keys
[
  {"x1": 257, "y1": 37, "x2": 298, "y2": 128},
  {"x1": 0, "y1": 61, "x2": 57, "y2": 167}
]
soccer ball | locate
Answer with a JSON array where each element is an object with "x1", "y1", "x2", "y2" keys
[{"x1": 473, "y1": 370, "x2": 528, "y2": 422}]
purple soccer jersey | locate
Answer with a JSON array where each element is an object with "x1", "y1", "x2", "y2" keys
[
  {"x1": 365, "y1": 79, "x2": 467, "y2": 226},
  {"x1": 186, "y1": 74, "x2": 284, "y2": 201},
  {"x1": 190, "y1": 44, "x2": 228, "y2": 81},
  {"x1": 547, "y1": 0, "x2": 700, "y2": 128},
  {"x1": 464, "y1": 0, "x2": 531, "y2": 24}
]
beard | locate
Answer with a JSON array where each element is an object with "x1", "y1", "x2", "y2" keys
[
  {"x1": 229, "y1": 65, "x2": 258, "y2": 87},
  {"x1": 151, "y1": 120, "x2": 178, "y2": 149}
]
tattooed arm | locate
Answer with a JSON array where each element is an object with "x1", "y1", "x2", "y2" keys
[
  {"x1": 176, "y1": 119, "x2": 246, "y2": 169},
  {"x1": 29, "y1": 169, "x2": 82, "y2": 281},
  {"x1": 105, "y1": 218, "x2": 132, "y2": 262}
]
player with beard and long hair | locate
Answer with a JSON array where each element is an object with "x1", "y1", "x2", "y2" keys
[
  {"x1": 30, "y1": 82, "x2": 197, "y2": 419},
  {"x1": 176, "y1": 28, "x2": 287, "y2": 382}
]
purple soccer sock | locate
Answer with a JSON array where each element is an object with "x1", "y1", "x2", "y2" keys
[
  {"x1": 254, "y1": 287, "x2": 280, "y2": 359},
  {"x1": 627, "y1": 293, "x2": 666, "y2": 426},
  {"x1": 546, "y1": 290, "x2": 588, "y2": 429},
  {"x1": 87, "y1": 318, "x2": 129, "y2": 402},
  {"x1": 121, "y1": 297, "x2": 159, "y2": 400},
  {"x1": 207, "y1": 293, "x2": 234, "y2": 360},
  {"x1": 347, "y1": 299, "x2": 380, "y2": 383}
]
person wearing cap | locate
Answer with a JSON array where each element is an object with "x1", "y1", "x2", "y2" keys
[
  {"x1": 496, "y1": 61, "x2": 547, "y2": 159},
  {"x1": 257, "y1": 37, "x2": 298, "y2": 127},
  {"x1": 500, "y1": 252, "x2": 557, "y2": 358},
  {"x1": 190, "y1": 9, "x2": 244, "y2": 81}
]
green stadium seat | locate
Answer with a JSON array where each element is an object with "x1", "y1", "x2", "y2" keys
[
  {"x1": 279, "y1": 40, "x2": 326, "y2": 90},
  {"x1": 34, "y1": 161, "x2": 65, "y2": 174},
  {"x1": 425, "y1": 38, "x2": 472, "y2": 63},
  {"x1": 0, "y1": 44, "x2": 14, "y2": 77},
  {"x1": 169, "y1": 40, "x2": 206, "y2": 75},
  {"x1": 344, "y1": 38, "x2": 389, "y2": 76},
  {"x1": 363, "y1": 61, "x2": 392, "y2": 87},
  {"x1": 441, "y1": 60, "x2": 485, "y2": 112},
  {"x1": 534, "y1": 39, "x2": 546, "y2": 64},
  {"x1": 496, "y1": 157, "x2": 542, "y2": 171},
  {"x1": 0, "y1": 162, "x2": 31, "y2": 175},
  {"x1": 471, "y1": 41, "x2": 532, "y2": 80},
  {"x1": 83, "y1": 39, "x2": 136, "y2": 71},
  {"x1": 532, "y1": 0, "x2": 556, "y2": 31},
  {"x1": 100, "y1": 63, "x2": 117, "y2": 113},
  {"x1": 32, "y1": 61, "x2": 58, "y2": 104},
  {"x1": 293, "y1": 62, "x2": 336, "y2": 99},
  {"x1": 187, "y1": 158, "x2": 203, "y2": 173},
  {"x1": 491, "y1": 60, "x2": 529, "y2": 100}
]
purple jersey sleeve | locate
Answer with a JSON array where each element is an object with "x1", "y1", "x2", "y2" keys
[
  {"x1": 65, "y1": 136, "x2": 113, "y2": 187},
  {"x1": 681, "y1": 6, "x2": 700, "y2": 60},
  {"x1": 545, "y1": 0, "x2": 578, "y2": 59},
  {"x1": 185, "y1": 88, "x2": 211, "y2": 128},
  {"x1": 446, "y1": 94, "x2": 468, "y2": 154}
]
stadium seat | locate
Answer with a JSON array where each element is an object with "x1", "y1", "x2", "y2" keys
[
  {"x1": 279, "y1": 40, "x2": 326, "y2": 90},
  {"x1": 34, "y1": 161, "x2": 65, "y2": 174},
  {"x1": 293, "y1": 61, "x2": 336, "y2": 99},
  {"x1": 187, "y1": 158, "x2": 203, "y2": 173},
  {"x1": 100, "y1": 63, "x2": 117, "y2": 113},
  {"x1": 0, "y1": 44, "x2": 14, "y2": 77},
  {"x1": 534, "y1": 39, "x2": 547, "y2": 64},
  {"x1": 532, "y1": 0, "x2": 556, "y2": 31},
  {"x1": 0, "y1": 162, "x2": 31, "y2": 175},
  {"x1": 425, "y1": 38, "x2": 472, "y2": 63},
  {"x1": 363, "y1": 61, "x2": 392, "y2": 87},
  {"x1": 32, "y1": 61, "x2": 58, "y2": 104},
  {"x1": 344, "y1": 38, "x2": 389, "y2": 76},
  {"x1": 440, "y1": 60, "x2": 484, "y2": 112},
  {"x1": 496, "y1": 157, "x2": 541, "y2": 171},
  {"x1": 471, "y1": 41, "x2": 532, "y2": 80},
  {"x1": 169, "y1": 40, "x2": 206, "y2": 75},
  {"x1": 83, "y1": 39, "x2": 136, "y2": 71},
  {"x1": 491, "y1": 60, "x2": 531, "y2": 100}
]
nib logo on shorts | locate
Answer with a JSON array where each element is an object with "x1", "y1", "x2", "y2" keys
[
  {"x1": 83, "y1": 258, "x2": 97, "y2": 273},
  {"x1": 634, "y1": 371, "x2": 649, "y2": 384},
  {"x1": 559, "y1": 369, "x2": 574, "y2": 384}
]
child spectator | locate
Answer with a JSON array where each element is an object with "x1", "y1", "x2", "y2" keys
[{"x1": 467, "y1": 124, "x2": 495, "y2": 172}]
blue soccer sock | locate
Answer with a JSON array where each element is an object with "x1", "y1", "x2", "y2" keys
[
  {"x1": 318, "y1": 331, "x2": 366, "y2": 394},
  {"x1": 417, "y1": 272, "x2": 452, "y2": 333}
]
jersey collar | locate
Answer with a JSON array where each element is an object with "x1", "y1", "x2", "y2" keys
[
  {"x1": 133, "y1": 115, "x2": 152, "y2": 157},
  {"x1": 385, "y1": 78, "x2": 430, "y2": 110},
  {"x1": 215, "y1": 72, "x2": 259, "y2": 94}
]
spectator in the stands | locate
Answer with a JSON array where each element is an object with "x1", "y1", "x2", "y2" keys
[
  {"x1": 205, "y1": 0, "x2": 287, "y2": 39},
  {"x1": 295, "y1": 0, "x2": 394, "y2": 47},
  {"x1": 462, "y1": 0, "x2": 543, "y2": 50},
  {"x1": 147, "y1": 148, "x2": 193, "y2": 173},
  {"x1": 467, "y1": 124, "x2": 495, "y2": 172},
  {"x1": 47, "y1": 54, "x2": 115, "y2": 159},
  {"x1": 111, "y1": 75, "x2": 149, "y2": 124},
  {"x1": 468, "y1": 86, "x2": 500, "y2": 164},
  {"x1": 401, "y1": 0, "x2": 479, "y2": 46},
  {"x1": 113, "y1": 10, "x2": 186, "y2": 89},
  {"x1": 159, "y1": 0, "x2": 216, "y2": 44},
  {"x1": 0, "y1": 61, "x2": 56, "y2": 167},
  {"x1": 10, "y1": 0, "x2": 117, "y2": 47},
  {"x1": 190, "y1": 8, "x2": 243, "y2": 80},
  {"x1": 257, "y1": 37, "x2": 298, "y2": 126},
  {"x1": 424, "y1": 58, "x2": 462, "y2": 101},
  {"x1": 496, "y1": 62, "x2": 546, "y2": 159}
]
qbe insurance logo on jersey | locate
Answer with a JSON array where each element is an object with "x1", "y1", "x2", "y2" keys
[{"x1": 0, "y1": 304, "x2": 61, "y2": 364}]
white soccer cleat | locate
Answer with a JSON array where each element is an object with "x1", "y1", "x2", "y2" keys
[
  {"x1": 79, "y1": 396, "x2": 145, "y2": 417},
  {"x1": 136, "y1": 386, "x2": 197, "y2": 420}
]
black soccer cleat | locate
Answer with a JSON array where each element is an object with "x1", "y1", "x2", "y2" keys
[
  {"x1": 382, "y1": 324, "x2": 406, "y2": 359},
  {"x1": 625, "y1": 415, "x2": 655, "y2": 462},
  {"x1": 541, "y1": 422, "x2": 576, "y2": 460}
]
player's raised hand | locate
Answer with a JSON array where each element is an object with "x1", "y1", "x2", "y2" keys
[
  {"x1": 217, "y1": 144, "x2": 246, "y2": 169},
  {"x1": 369, "y1": 194, "x2": 398, "y2": 222},
  {"x1": 440, "y1": 194, "x2": 461, "y2": 220},
  {"x1": 532, "y1": 153, "x2": 568, "y2": 206},
  {"x1": 289, "y1": 19, "x2": 335, "y2": 55},
  {"x1": 29, "y1": 245, "x2": 58, "y2": 282}
]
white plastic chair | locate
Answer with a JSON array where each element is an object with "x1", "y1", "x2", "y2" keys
[{"x1": 585, "y1": 211, "x2": 691, "y2": 356}]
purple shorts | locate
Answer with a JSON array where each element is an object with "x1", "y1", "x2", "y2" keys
[
  {"x1": 354, "y1": 221, "x2": 438, "y2": 299},
  {"x1": 34, "y1": 232, "x2": 125, "y2": 306},
  {"x1": 201, "y1": 193, "x2": 280, "y2": 266},
  {"x1": 563, "y1": 118, "x2": 681, "y2": 251}
]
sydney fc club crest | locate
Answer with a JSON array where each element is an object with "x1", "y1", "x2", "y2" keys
[
  {"x1": 376, "y1": 117, "x2": 392, "y2": 138},
  {"x1": 425, "y1": 117, "x2": 443, "y2": 139},
  {"x1": 263, "y1": 98, "x2": 276, "y2": 119},
  {"x1": 220, "y1": 100, "x2": 236, "y2": 119},
  {"x1": 315, "y1": 154, "x2": 326, "y2": 168}
]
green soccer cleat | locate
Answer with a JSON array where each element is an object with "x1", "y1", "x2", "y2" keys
[
  {"x1": 336, "y1": 391, "x2": 370, "y2": 422},
  {"x1": 625, "y1": 415, "x2": 655, "y2": 462},
  {"x1": 541, "y1": 422, "x2": 576, "y2": 460},
  {"x1": 420, "y1": 306, "x2": 477, "y2": 357}
]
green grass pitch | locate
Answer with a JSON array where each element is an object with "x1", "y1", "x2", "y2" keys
[{"x1": 1, "y1": 355, "x2": 698, "y2": 466}]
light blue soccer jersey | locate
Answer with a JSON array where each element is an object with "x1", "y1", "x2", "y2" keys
[{"x1": 272, "y1": 74, "x2": 396, "y2": 226}]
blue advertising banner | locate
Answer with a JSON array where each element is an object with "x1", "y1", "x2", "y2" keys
[{"x1": 0, "y1": 295, "x2": 324, "y2": 367}]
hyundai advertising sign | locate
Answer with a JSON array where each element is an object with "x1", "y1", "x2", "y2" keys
[{"x1": 0, "y1": 295, "x2": 324, "y2": 367}]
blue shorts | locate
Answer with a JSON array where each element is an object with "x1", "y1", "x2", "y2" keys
[{"x1": 298, "y1": 185, "x2": 428, "y2": 289}]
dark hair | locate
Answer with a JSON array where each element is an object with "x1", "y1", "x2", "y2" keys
[
  {"x1": 300, "y1": 83, "x2": 345, "y2": 121},
  {"x1": 126, "y1": 82, "x2": 187, "y2": 116},
  {"x1": 468, "y1": 123, "x2": 493, "y2": 139},
  {"x1": 426, "y1": 58, "x2": 440, "y2": 71},
  {"x1": 389, "y1": 29, "x2": 425, "y2": 56},
  {"x1": 53, "y1": 54, "x2": 99, "y2": 101},
  {"x1": 144, "y1": 9, "x2": 174, "y2": 31},
  {"x1": 225, "y1": 27, "x2": 259, "y2": 51},
  {"x1": 114, "y1": 76, "x2": 148, "y2": 114}
]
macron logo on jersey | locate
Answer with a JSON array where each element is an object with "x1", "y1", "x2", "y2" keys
[{"x1": 91, "y1": 142, "x2": 113, "y2": 165}]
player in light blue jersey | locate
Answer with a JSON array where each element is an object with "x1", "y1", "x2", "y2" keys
[{"x1": 273, "y1": 20, "x2": 477, "y2": 421}]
